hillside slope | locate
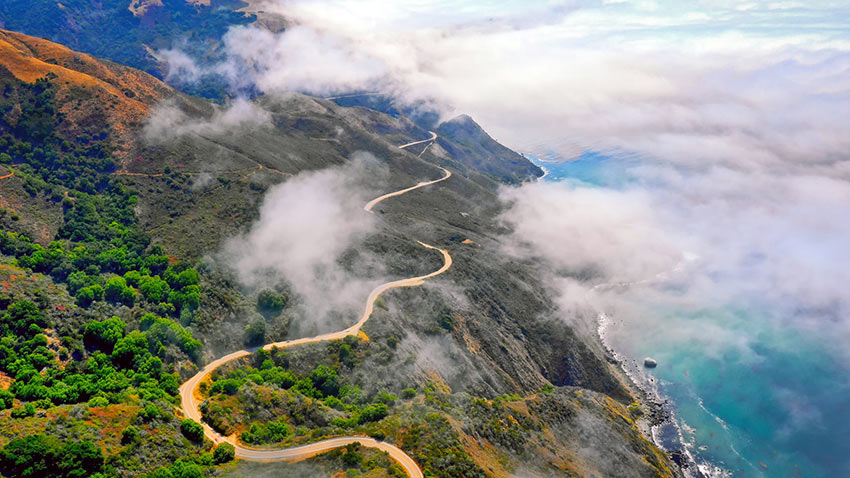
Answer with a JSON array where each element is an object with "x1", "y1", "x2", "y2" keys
[
  {"x1": 0, "y1": 28, "x2": 174, "y2": 155},
  {"x1": 0, "y1": 30, "x2": 683, "y2": 478}
]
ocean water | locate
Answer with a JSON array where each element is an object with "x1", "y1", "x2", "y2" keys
[{"x1": 531, "y1": 152, "x2": 850, "y2": 478}]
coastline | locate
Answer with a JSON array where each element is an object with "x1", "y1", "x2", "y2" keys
[
  {"x1": 537, "y1": 164, "x2": 549, "y2": 182},
  {"x1": 597, "y1": 313, "x2": 728, "y2": 478},
  {"x1": 528, "y1": 153, "x2": 725, "y2": 478}
]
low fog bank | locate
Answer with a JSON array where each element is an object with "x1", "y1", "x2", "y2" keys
[
  {"x1": 221, "y1": 153, "x2": 390, "y2": 335},
  {"x1": 156, "y1": 1, "x2": 850, "y2": 177},
  {"x1": 143, "y1": 98, "x2": 272, "y2": 143},
  {"x1": 497, "y1": 159, "x2": 850, "y2": 443},
  {"x1": 501, "y1": 164, "x2": 850, "y2": 346}
]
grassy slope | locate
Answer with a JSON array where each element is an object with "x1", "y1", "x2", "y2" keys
[
  {"x1": 198, "y1": 339, "x2": 675, "y2": 478},
  {"x1": 0, "y1": 29, "x2": 174, "y2": 155}
]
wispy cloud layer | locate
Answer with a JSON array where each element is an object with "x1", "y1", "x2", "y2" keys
[
  {"x1": 223, "y1": 154, "x2": 385, "y2": 333},
  {"x1": 143, "y1": 98, "x2": 271, "y2": 142},
  {"x1": 186, "y1": 0, "x2": 849, "y2": 169}
]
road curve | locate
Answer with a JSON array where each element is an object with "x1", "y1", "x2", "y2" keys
[
  {"x1": 364, "y1": 167, "x2": 451, "y2": 213},
  {"x1": 179, "y1": 170, "x2": 454, "y2": 477},
  {"x1": 398, "y1": 131, "x2": 437, "y2": 149}
]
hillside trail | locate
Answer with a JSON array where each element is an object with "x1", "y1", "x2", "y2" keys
[{"x1": 178, "y1": 132, "x2": 447, "y2": 477}]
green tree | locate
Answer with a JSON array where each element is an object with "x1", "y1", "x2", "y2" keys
[
  {"x1": 123, "y1": 270, "x2": 142, "y2": 287},
  {"x1": 256, "y1": 289, "x2": 286, "y2": 317},
  {"x1": 110, "y1": 330, "x2": 148, "y2": 368},
  {"x1": 212, "y1": 443, "x2": 235, "y2": 464},
  {"x1": 341, "y1": 443, "x2": 364, "y2": 468},
  {"x1": 244, "y1": 317, "x2": 266, "y2": 346},
  {"x1": 172, "y1": 268, "x2": 200, "y2": 289},
  {"x1": 180, "y1": 419, "x2": 204, "y2": 443},
  {"x1": 0, "y1": 389, "x2": 13, "y2": 409},
  {"x1": 168, "y1": 285, "x2": 200, "y2": 312},
  {"x1": 209, "y1": 378, "x2": 242, "y2": 395},
  {"x1": 59, "y1": 441, "x2": 104, "y2": 478},
  {"x1": 139, "y1": 275, "x2": 170, "y2": 303},
  {"x1": 83, "y1": 316, "x2": 125, "y2": 353},
  {"x1": 10, "y1": 402, "x2": 35, "y2": 418},
  {"x1": 358, "y1": 403, "x2": 388, "y2": 424},
  {"x1": 0, "y1": 434, "x2": 104, "y2": 478},
  {"x1": 121, "y1": 425, "x2": 139, "y2": 444},
  {"x1": 376, "y1": 391, "x2": 397, "y2": 406},
  {"x1": 240, "y1": 418, "x2": 291, "y2": 444},
  {"x1": 104, "y1": 277, "x2": 133, "y2": 306},
  {"x1": 309, "y1": 365, "x2": 340, "y2": 397},
  {"x1": 75, "y1": 286, "x2": 97, "y2": 307},
  {"x1": 3, "y1": 300, "x2": 47, "y2": 334}
]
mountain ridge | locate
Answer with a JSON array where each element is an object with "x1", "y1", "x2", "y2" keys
[
  {"x1": 0, "y1": 28, "x2": 174, "y2": 156},
  {"x1": 0, "y1": 28, "x2": 683, "y2": 478}
]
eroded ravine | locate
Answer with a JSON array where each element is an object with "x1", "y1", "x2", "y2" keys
[{"x1": 178, "y1": 133, "x2": 448, "y2": 477}]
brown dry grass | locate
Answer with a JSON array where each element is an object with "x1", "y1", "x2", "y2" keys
[
  {"x1": 129, "y1": 0, "x2": 164, "y2": 16},
  {"x1": 0, "y1": 372, "x2": 12, "y2": 390},
  {"x1": 0, "y1": 29, "x2": 175, "y2": 159}
]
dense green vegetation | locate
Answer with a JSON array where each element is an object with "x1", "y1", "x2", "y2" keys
[
  {"x1": 0, "y1": 0, "x2": 254, "y2": 99},
  {"x1": 212, "y1": 443, "x2": 235, "y2": 464},
  {"x1": 0, "y1": 72, "x2": 206, "y2": 321},
  {"x1": 0, "y1": 434, "x2": 104, "y2": 478},
  {"x1": 1, "y1": 306, "x2": 189, "y2": 405},
  {"x1": 0, "y1": 71, "x2": 219, "y2": 476},
  {"x1": 225, "y1": 445, "x2": 407, "y2": 478},
  {"x1": 200, "y1": 339, "x2": 398, "y2": 439},
  {"x1": 256, "y1": 289, "x2": 286, "y2": 318}
]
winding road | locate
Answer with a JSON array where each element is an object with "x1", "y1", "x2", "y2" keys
[
  {"x1": 364, "y1": 167, "x2": 451, "y2": 213},
  {"x1": 178, "y1": 138, "x2": 452, "y2": 477}
]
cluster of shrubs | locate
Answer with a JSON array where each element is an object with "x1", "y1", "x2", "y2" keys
[
  {"x1": 0, "y1": 73, "x2": 207, "y2": 324},
  {"x1": 1, "y1": 230, "x2": 204, "y2": 321},
  {"x1": 321, "y1": 442, "x2": 405, "y2": 477},
  {"x1": 0, "y1": 72, "x2": 231, "y2": 478},
  {"x1": 201, "y1": 345, "x2": 423, "y2": 446},
  {"x1": 0, "y1": 301, "x2": 201, "y2": 413},
  {"x1": 0, "y1": 75, "x2": 117, "y2": 196},
  {"x1": 0, "y1": 434, "x2": 104, "y2": 478}
]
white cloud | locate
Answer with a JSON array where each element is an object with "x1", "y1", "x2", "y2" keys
[
  {"x1": 154, "y1": 48, "x2": 204, "y2": 84},
  {"x1": 223, "y1": 154, "x2": 386, "y2": 332},
  {"x1": 215, "y1": 25, "x2": 389, "y2": 96},
  {"x1": 166, "y1": 1, "x2": 846, "y2": 174},
  {"x1": 143, "y1": 98, "x2": 272, "y2": 142}
]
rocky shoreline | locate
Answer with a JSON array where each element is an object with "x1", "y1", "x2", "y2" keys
[{"x1": 597, "y1": 313, "x2": 729, "y2": 478}]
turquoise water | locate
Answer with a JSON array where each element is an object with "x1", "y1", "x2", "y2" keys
[{"x1": 533, "y1": 152, "x2": 850, "y2": 477}]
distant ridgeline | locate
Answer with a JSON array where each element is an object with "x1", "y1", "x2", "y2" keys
[{"x1": 0, "y1": 0, "x2": 254, "y2": 99}]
